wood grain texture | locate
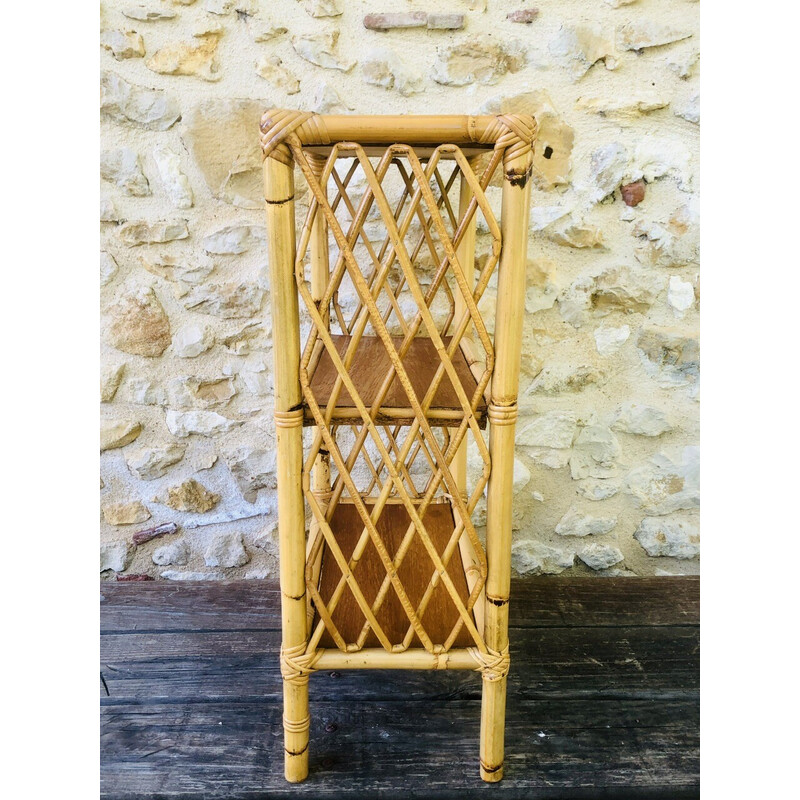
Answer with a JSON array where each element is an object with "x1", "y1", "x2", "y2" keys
[
  {"x1": 305, "y1": 334, "x2": 487, "y2": 427},
  {"x1": 315, "y1": 501, "x2": 474, "y2": 648},
  {"x1": 100, "y1": 577, "x2": 699, "y2": 798}
]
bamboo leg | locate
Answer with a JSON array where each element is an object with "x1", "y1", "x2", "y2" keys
[
  {"x1": 480, "y1": 148, "x2": 532, "y2": 783},
  {"x1": 264, "y1": 155, "x2": 309, "y2": 783}
]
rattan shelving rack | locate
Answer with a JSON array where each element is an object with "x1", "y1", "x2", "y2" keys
[{"x1": 261, "y1": 109, "x2": 537, "y2": 783}]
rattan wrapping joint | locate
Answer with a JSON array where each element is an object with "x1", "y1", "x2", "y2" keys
[
  {"x1": 468, "y1": 646, "x2": 510, "y2": 683},
  {"x1": 274, "y1": 408, "x2": 305, "y2": 428},
  {"x1": 281, "y1": 644, "x2": 323, "y2": 685},
  {"x1": 487, "y1": 402, "x2": 518, "y2": 427}
]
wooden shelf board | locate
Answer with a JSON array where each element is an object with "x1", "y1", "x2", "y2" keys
[
  {"x1": 313, "y1": 499, "x2": 475, "y2": 649},
  {"x1": 304, "y1": 334, "x2": 487, "y2": 428}
]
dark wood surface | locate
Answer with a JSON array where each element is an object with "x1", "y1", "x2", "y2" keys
[
  {"x1": 100, "y1": 577, "x2": 699, "y2": 799},
  {"x1": 316, "y1": 500, "x2": 474, "y2": 648},
  {"x1": 305, "y1": 334, "x2": 487, "y2": 426}
]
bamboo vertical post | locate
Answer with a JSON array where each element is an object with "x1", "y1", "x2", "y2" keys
[
  {"x1": 306, "y1": 154, "x2": 331, "y2": 630},
  {"x1": 452, "y1": 159, "x2": 477, "y2": 501},
  {"x1": 263, "y1": 155, "x2": 309, "y2": 783},
  {"x1": 480, "y1": 148, "x2": 533, "y2": 783}
]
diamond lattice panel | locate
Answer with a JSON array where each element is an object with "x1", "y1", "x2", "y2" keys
[{"x1": 292, "y1": 142, "x2": 503, "y2": 654}]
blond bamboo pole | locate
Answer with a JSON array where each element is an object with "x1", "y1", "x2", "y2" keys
[
  {"x1": 306, "y1": 153, "x2": 330, "y2": 632},
  {"x1": 314, "y1": 647, "x2": 477, "y2": 671},
  {"x1": 480, "y1": 149, "x2": 533, "y2": 783},
  {"x1": 451, "y1": 159, "x2": 477, "y2": 499},
  {"x1": 264, "y1": 155, "x2": 310, "y2": 784}
]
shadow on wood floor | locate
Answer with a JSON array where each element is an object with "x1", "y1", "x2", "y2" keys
[{"x1": 100, "y1": 577, "x2": 699, "y2": 799}]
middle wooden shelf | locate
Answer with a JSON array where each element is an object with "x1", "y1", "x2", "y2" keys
[{"x1": 303, "y1": 334, "x2": 488, "y2": 428}]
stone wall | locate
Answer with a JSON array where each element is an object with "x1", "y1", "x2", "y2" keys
[{"x1": 100, "y1": 0, "x2": 700, "y2": 581}]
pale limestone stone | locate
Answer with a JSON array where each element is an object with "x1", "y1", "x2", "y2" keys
[
  {"x1": 361, "y1": 48, "x2": 424, "y2": 96},
  {"x1": 480, "y1": 90, "x2": 573, "y2": 188},
  {"x1": 104, "y1": 285, "x2": 171, "y2": 356},
  {"x1": 512, "y1": 540, "x2": 575, "y2": 575},
  {"x1": 548, "y1": 219, "x2": 604, "y2": 249},
  {"x1": 118, "y1": 219, "x2": 188, "y2": 247},
  {"x1": 182, "y1": 99, "x2": 263, "y2": 208},
  {"x1": 634, "y1": 516, "x2": 699, "y2": 558},
  {"x1": 518, "y1": 412, "x2": 578, "y2": 449},
  {"x1": 604, "y1": 0, "x2": 637, "y2": 6},
  {"x1": 576, "y1": 479, "x2": 620, "y2": 501},
  {"x1": 626, "y1": 447, "x2": 699, "y2": 515},
  {"x1": 204, "y1": 531, "x2": 249, "y2": 567},
  {"x1": 100, "y1": 30, "x2": 146, "y2": 60},
  {"x1": 152, "y1": 539, "x2": 189, "y2": 566},
  {"x1": 239, "y1": 368, "x2": 270, "y2": 395},
  {"x1": 160, "y1": 478, "x2": 221, "y2": 513},
  {"x1": 630, "y1": 138, "x2": 692, "y2": 188},
  {"x1": 100, "y1": 148, "x2": 150, "y2": 196},
  {"x1": 201, "y1": 224, "x2": 265, "y2": 254},
  {"x1": 299, "y1": 0, "x2": 342, "y2": 17},
  {"x1": 152, "y1": 145, "x2": 193, "y2": 208},
  {"x1": 101, "y1": 419, "x2": 142, "y2": 451},
  {"x1": 101, "y1": 541, "x2": 133, "y2": 572},
  {"x1": 100, "y1": 363, "x2": 126, "y2": 402},
  {"x1": 128, "y1": 380, "x2": 169, "y2": 408},
  {"x1": 589, "y1": 143, "x2": 628, "y2": 200},
  {"x1": 555, "y1": 506, "x2": 617, "y2": 537},
  {"x1": 184, "y1": 377, "x2": 236, "y2": 408},
  {"x1": 522, "y1": 258, "x2": 560, "y2": 316},
  {"x1": 220, "y1": 322, "x2": 269, "y2": 355},
  {"x1": 594, "y1": 325, "x2": 630, "y2": 356},
  {"x1": 527, "y1": 447, "x2": 571, "y2": 470},
  {"x1": 579, "y1": 543, "x2": 624, "y2": 570},
  {"x1": 676, "y1": 93, "x2": 700, "y2": 124},
  {"x1": 100, "y1": 251, "x2": 119, "y2": 287},
  {"x1": 636, "y1": 327, "x2": 699, "y2": 386},
  {"x1": 527, "y1": 363, "x2": 606, "y2": 395},
  {"x1": 100, "y1": 71, "x2": 181, "y2": 131},
  {"x1": 255, "y1": 56, "x2": 300, "y2": 94},
  {"x1": 558, "y1": 266, "x2": 663, "y2": 328},
  {"x1": 140, "y1": 253, "x2": 213, "y2": 286},
  {"x1": 668, "y1": 50, "x2": 699, "y2": 79},
  {"x1": 166, "y1": 409, "x2": 241, "y2": 437},
  {"x1": 575, "y1": 92, "x2": 670, "y2": 118},
  {"x1": 617, "y1": 20, "x2": 692, "y2": 51},
  {"x1": 122, "y1": 6, "x2": 177, "y2": 21},
  {"x1": 513, "y1": 458, "x2": 531, "y2": 492},
  {"x1": 126, "y1": 443, "x2": 187, "y2": 480},
  {"x1": 668, "y1": 276, "x2": 695, "y2": 313},
  {"x1": 172, "y1": 324, "x2": 215, "y2": 357},
  {"x1": 146, "y1": 31, "x2": 222, "y2": 81},
  {"x1": 569, "y1": 425, "x2": 621, "y2": 480},
  {"x1": 225, "y1": 447, "x2": 276, "y2": 503},
  {"x1": 311, "y1": 81, "x2": 351, "y2": 113},
  {"x1": 432, "y1": 36, "x2": 526, "y2": 86},
  {"x1": 613, "y1": 402, "x2": 673, "y2": 437},
  {"x1": 182, "y1": 282, "x2": 264, "y2": 318},
  {"x1": 250, "y1": 20, "x2": 288, "y2": 42},
  {"x1": 100, "y1": 198, "x2": 118, "y2": 222},
  {"x1": 103, "y1": 500, "x2": 151, "y2": 525},
  {"x1": 292, "y1": 30, "x2": 355, "y2": 72},
  {"x1": 253, "y1": 521, "x2": 279, "y2": 551},
  {"x1": 549, "y1": 24, "x2": 618, "y2": 79},
  {"x1": 161, "y1": 569, "x2": 223, "y2": 580}
]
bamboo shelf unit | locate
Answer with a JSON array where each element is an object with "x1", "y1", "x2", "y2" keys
[{"x1": 261, "y1": 109, "x2": 537, "y2": 784}]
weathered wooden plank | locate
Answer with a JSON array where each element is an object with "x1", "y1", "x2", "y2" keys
[
  {"x1": 101, "y1": 699, "x2": 698, "y2": 799},
  {"x1": 101, "y1": 626, "x2": 699, "y2": 702},
  {"x1": 100, "y1": 577, "x2": 699, "y2": 634}
]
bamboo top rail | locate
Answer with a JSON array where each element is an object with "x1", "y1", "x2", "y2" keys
[{"x1": 260, "y1": 109, "x2": 538, "y2": 170}]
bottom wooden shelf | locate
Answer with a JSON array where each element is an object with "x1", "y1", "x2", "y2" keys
[{"x1": 313, "y1": 499, "x2": 475, "y2": 649}]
